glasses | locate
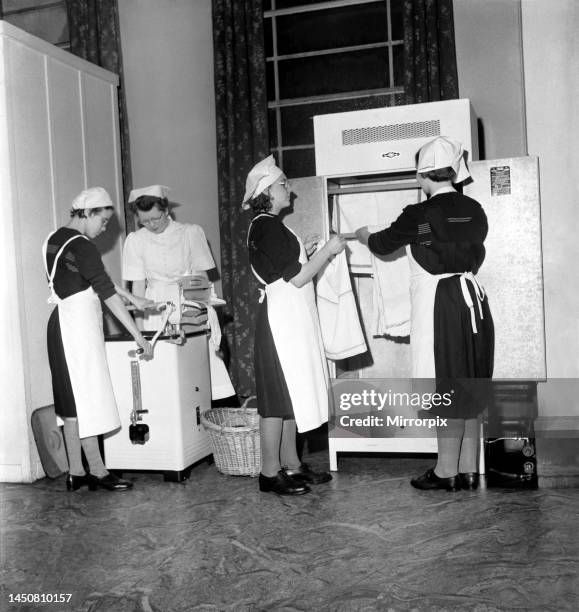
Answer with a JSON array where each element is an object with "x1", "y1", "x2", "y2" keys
[{"x1": 140, "y1": 214, "x2": 167, "y2": 226}]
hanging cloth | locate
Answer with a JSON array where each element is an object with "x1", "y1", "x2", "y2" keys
[{"x1": 316, "y1": 248, "x2": 367, "y2": 360}]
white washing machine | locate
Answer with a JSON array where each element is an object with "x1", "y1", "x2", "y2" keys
[{"x1": 104, "y1": 330, "x2": 212, "y2": 481}]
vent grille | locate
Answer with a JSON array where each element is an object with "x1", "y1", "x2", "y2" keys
[{"x1": 342, "y1": 120, "x2": 441, "y2": 146}]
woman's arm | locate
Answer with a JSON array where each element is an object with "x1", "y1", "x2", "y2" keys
[
  {"x1": 355, "y1": 205, "x2": 419, "y2": 256},
  {"x1": 104, "y1": 293, "x2": 153, "y2": 357},
  {"x1": 114, "y1": 283, "x2": 159, "y2": 311},
  {"x1": 355, "y1": 226, "x2": 371, "y2": 246},
  {"x1": 289, "y1": 236, "x2": 346, "y2": 288}
]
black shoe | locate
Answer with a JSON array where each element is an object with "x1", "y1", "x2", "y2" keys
[
  {"x1": 66, "y1": 473, "x2": 89, "y2": 491},
  {"x1": 259, "y1": 470, "x2": 311, "y2": 495},
  {"x1": 283, "y1": 462, "x2": 332, "y2": 485},
  {"x1": 411, "y1": 468, "x2": 459, "y2": 491},
  {"x1": 87, "y1": 473, "x2": 134, "y2": 491},
  {"x1": 458, "y1": 472, "x2": 479, "y2": 490}
]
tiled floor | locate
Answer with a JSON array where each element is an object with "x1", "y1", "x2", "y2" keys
[{"x1": 2, "y1": 451, "x2": 579, "y2": 611}]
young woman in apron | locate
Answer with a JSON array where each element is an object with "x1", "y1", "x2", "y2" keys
[
  {"x1": 121, "y1": 185, "x2": 236, "y2": 403},
  {"x1": 243, "y1": 156, "x2": 347, "y2": 495},
  {"x1": 44, "y1": 187, "x2": 154, "y2": 492},
  {"x1": 356, "y1": 137, "x2": 494, "y2": 492}
]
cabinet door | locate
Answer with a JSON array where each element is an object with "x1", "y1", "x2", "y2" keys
[
  {"x1": 281, "y1": 176, "x2": 329, "y2": 242},
  {"x1": 465, "y1": 156, "x2": 546, "y2": 379}
]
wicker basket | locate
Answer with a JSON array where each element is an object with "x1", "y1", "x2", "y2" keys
[{"x1": 201, "y1": 397, "x2": 261, "y2": 477}]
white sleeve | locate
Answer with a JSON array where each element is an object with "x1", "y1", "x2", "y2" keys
[
  {"x1": 122, "y1": 232, "x2": 146, "y2": 281},
  {"x1": 186, "y1": 224, "x2": 215, "y2": 272}
]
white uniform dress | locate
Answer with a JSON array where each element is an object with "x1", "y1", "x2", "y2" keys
[{"x1": 122, "y1": 218, "x2": 235, "y2": 399}]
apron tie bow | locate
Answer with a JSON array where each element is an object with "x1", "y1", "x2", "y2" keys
[
  {"x1": 47, "y1": 282, "x2": 60, "y2": 304},
  {"x1": 459, "y1": 272, "x2": 485, "y2": 334}
]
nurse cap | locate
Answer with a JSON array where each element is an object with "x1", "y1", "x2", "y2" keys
[
  {"x1": 71, "y1": 187, "x2": 114, "y2": 210},
  {"x1": 416, "y1": 136, "x2": 471, "y2": 183},
  {"x1": 242, "y1": 155, "x2": 284, "y2": 210},
  {"x1": 128, "y1": 185, "x2": 170, "y2": 203}
]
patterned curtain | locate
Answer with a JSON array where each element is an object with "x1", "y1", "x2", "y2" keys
[
  {"x1": 212, "y1": 0, "x2": 268, "y2": 397},
  {"x1": 66, "y1": 0, "x2": 134, "y2": 231},
  {"x1": 403, "y1": 0, "x2": 459, "y2": 103}
]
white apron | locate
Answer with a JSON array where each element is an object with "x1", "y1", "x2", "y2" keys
[
  {"x1": 143, "y1": 279, "x2": 235, "y2": 400},
  {"x1": 43, "y1": 233, "x2": 120, "y2": 438},
  {"x1": 249, "y1": 216, "x2": 329, "y2": 433},
  {"x1": 407, "y1": 246, "x2": 486, "y2": 378}
]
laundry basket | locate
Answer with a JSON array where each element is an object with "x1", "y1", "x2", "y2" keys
[{"x1": 201, "y1": 397, "x2": 261, "y2": 477}]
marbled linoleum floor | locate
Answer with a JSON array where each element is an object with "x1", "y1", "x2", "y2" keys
[{"x1": 2, "y1": 451, "x2": 579, "y2": 612}]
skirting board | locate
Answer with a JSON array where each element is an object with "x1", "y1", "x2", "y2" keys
[{"x1": 0, "y1": 460, "x2": 45, "y2": 483}]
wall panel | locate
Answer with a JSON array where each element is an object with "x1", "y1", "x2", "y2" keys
[{"x1": 0, "y1": 21, "x2": 122, "y2": 481}]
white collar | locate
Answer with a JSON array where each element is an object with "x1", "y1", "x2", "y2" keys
[{"x1": 431, "y1": 186, "x2": 456, "y2": 197}]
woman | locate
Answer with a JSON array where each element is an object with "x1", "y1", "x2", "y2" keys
[
  {"x1": 356, "y1": 136, "x2": 494, "y2": 492},
  {"x1": 244, "y1": 155, "x2": 347, "y2": 495},
  {"x1": 122, "y1": 185, "x2": 235, "y2": 401},
  {"x1": 44, "y1": 187, "x2": 155, "y2": 492}
]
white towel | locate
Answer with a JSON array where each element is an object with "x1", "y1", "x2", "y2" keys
[
  {"x1": 316, "y1": 249, "x2": 367, "y2": 360},
  {"x1": 333, "y1": 193, "x2": 381, "y2": 270},
  {"x1": 370, "y1": 190, "x2": 416, "y2": 337},
  {"x1": 207, "y1": 306, "x2": 236, "y2": 400},
  {"x1": 371, "y1": 251, "x2": 410, "y2": 337},
  {"x1": 335, "y1": 191, "x2": 418, "y2": 338}
]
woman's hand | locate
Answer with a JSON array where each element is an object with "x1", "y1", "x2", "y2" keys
[
  {"x1": 327, "y1": 235, "x2": 347, "y2": 256},
  {"x1": 304, "y1": 234, "x2": 320, "y2": 257},
  {"x1": 130, "y1": 295, "x2": 163, "y2": 312},
  {"x1": 114, "y1": 284, "x2": 161, "y2": 312},
  {"x1": 131, "y1": 295, "x2": 167, "y2": 312},
  {"x1": 135, "y1": 334, "x2": 154, "y2": 359},
  {"x1": 289, "y1": 234, "x2": 345, "y2": 288},
  {"x1": 355, "y1": 226, "x2": 371, "y2": 246}
]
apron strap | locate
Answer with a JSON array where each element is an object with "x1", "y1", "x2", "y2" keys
[
  {"x1": 247, "y1": 214, "x2": 270, "y2": 297},
  {"x1": 43, "y1": 232, "x2": 89, "y2": 302},
  {"x1": 459, "y1": 272, "x2": 486, "y2": 334}
]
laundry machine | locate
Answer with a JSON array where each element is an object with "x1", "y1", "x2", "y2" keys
[{"x1": 104, "y1": 330, "x2": 212, "y2": 481}]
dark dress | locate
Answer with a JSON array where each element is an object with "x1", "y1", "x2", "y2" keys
[
  {"x1": 368, "y1": 191, "x2": 494, "y2": 418},
  {"x1": 248, "y1": 214, "x2": 302, "y2": 420},
  {"x1": 46, "y1": 228, "x2": 115, "y2": 418}
]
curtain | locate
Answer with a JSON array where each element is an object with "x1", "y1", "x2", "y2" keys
[
  {"x1": 212, "y1": 0, "x2": 268, "y2": 397},
  {"x1": 66, "y1": 0, "x2": 134, "y2": 231},
  {"x1": 403, "y1": 0, "x2": 459, "y2": 103}
]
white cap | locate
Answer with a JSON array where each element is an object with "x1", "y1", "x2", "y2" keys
[
  {"x1": 71, "y1": 187, "x2": 114, "y2": 210},
  {"x1": 128, "y1": 185, "x2": 170, "y2": 203},
  {"x1": 416, "y1": 136, "x2": 471, "y2": 183},
  {"x1": 242, "y1": 155, "x2": 284, "y2": 209}
]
